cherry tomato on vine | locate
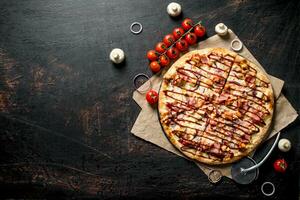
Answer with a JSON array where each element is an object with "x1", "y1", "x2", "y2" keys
[
  {"x1": 182, "y1": 18, "x2": 194, "y2": 30},
  {"x1": 159, "y1": 55, "x2": 170, "y2": 67},
  {"x1": 146, "y1": 50, "x2": 159, "y2": 61},
  {"x1": 166, "y1": 47, "x2": 180, "y2": 59},
  {"x1": 163, "y1": 34, "x2": 175, "y2": 47},
  {"x1": 155, "y1": 42, "x2": 168, "y2": 53},
  {"x1": 185, "y1": 33, "x2": 197, "y2": 45},
  {"x1": 149, "y1": 61, "x2": 161, "y2": 73},
  {"x1": 172, "y1": 27, "x2": 185, "y2": 40},
  {"x1": 273, "y1": 158, "x2": 288, "y2": 173},
  {"x1": 194, "y1": 25, "x2": 206, "y2": 37},
  {"x1": 146, "y1": 89, "x2": 159, "y2": 105},
  {"x1": 175, "y1": 39, "x2": 189, "y2": 52}
]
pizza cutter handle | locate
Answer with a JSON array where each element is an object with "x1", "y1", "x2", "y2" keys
[{"x1": 241, "y1": 132, "x2": 281, "y2": 173}]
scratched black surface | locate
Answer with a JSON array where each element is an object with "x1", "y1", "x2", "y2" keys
[{"x1": 0, "y1": 0, "x2": 299, "y2": 199}]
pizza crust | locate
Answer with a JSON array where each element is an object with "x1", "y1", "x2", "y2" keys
[{"x1": 158, "y1": 48, "x2": 274, "y2": 165}]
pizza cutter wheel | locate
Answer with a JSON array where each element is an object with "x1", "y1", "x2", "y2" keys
[
  {"x1": 231, "y1": 132, "x2": 281, "y2": 184},
  {"x1": 231, "y1": 156, "x2": 259, "y2": 185}
]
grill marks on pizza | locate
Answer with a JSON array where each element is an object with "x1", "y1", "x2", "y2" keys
[{"x1": 159, "y1": 48, "x2": 274, "y2": 164}]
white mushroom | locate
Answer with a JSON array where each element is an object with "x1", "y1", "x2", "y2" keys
[
  {"x1": 109, "y1": 48, "x2": 125, "y2": 64},
  {"x1": 167, "y1": 2, "x2": 182, "y2": 17},
  {"x1": 215, "y1": 23, "x2": 228, "y2": 36},
  {"x1": 278, "y1": 138, "x2": 291, "y2": 152}
]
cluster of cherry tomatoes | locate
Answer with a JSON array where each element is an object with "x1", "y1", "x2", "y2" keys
[{"x1": 147, "y1": 18, "x2": 206, "y2": 73}]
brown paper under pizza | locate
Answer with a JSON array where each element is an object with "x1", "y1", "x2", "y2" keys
[{"x1": 131, "y1": 30, "x2": 298, "y2": 179}]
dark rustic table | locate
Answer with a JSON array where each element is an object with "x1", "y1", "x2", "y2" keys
[{"x1": 0, "y1": 0, "x2": 299, "y2": 199}]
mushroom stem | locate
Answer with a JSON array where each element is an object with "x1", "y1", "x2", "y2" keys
[{"x1": 113, "y1": 53, "x2": 119, "y2": 60}]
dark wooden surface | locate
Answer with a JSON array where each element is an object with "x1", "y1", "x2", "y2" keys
[{"x1": 0, "y1": 0, "x2": 299, "y2": 199}]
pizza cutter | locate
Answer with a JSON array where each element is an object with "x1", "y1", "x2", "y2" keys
[{"x1": 231, "y1": 132, "x2": 281, "y2": 184}]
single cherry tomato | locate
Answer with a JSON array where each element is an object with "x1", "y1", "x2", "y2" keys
[
  {"x1": 172, "y1": 27, "x2": 185, "y2": 39},
  {"x1": 163, "y1": 34, "x2": 175, "y2": 47},
  {"x1": 159, "y1": 55, "x2": 170, "y2": 67},
  {"x1": 146, "y1": 89, "x2": 159, "y2": 104},
  {"x1": 194, "y1": 24, "x2": 206, "y2": 37},
  {"x1": 149, "y1": 61, "x2": 161, "y2": 73},
  {"x1": 182, "y1": 18, "x2": 194, "y2": 30},
  {"x1": 273, "y1": 158, "x2": 288, "y2": 173},
  {"x1": 147, "y1": 50, "x2": 159, "y2": 61},
  {"x1": 175, "y1": 39, "x2": 189, "y2": 52},
  {"x1": 185, "y1": 33, "x2": 197, "y2": 45},
  {"x1": 166, "y1": 47, "x2": 180, "y2": 59},
  {"x1": 155, "y1": 42, "x2": 168, "y2": 53}
]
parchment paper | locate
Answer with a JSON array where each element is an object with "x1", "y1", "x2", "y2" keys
[{"x1": 131, "y1": 30, "x2": 298, "y2": 179}]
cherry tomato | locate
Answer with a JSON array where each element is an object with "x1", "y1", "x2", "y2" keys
[
  {"x1": 273, "y1": 158, "x2": 288, "y2": 173},
  {"x1": 166, "y1": 47, "x2": 180, "y2": 60},
  {"x1": 163, "y1": 34, "x2": 175, "y2": 47},
  {"x1": 149, "y1": 61, "x2": 161, "y2": 73},
  {"x1": 182, "y1": 18, "x2": 194, "y2": 30},
  {"x1": 155, "y1": 42, "x2": 168, "y2": 53},
  {"x1": 172, "y1": 27, "x2": 185, "y2": 40},
  {"x1": 175, "y1": 39, "x2": 189, "y2": 52},
  {"x1": 147, "y1": 50, "x2": 159, "y2": 61},
  {"x1": 159, "y1": 55, "x2": 170, "y2": 67},
  {"x1": 185, "y1": 33, "x2": 197, "y2": 45},
  {"x1": 194, "y1": 25, "x2": 206, "y2": 37},
  {"x1": 146, "y1": 89, "x2": 159, "y2": 105}
]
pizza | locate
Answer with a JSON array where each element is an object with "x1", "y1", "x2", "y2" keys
[{"x1": 158, "y1": 48, "x2": 274, "y2": 165}]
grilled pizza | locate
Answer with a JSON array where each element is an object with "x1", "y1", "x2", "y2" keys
[{"x1": 158, "y1": 48, "x2": 274, "y2": 165}]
